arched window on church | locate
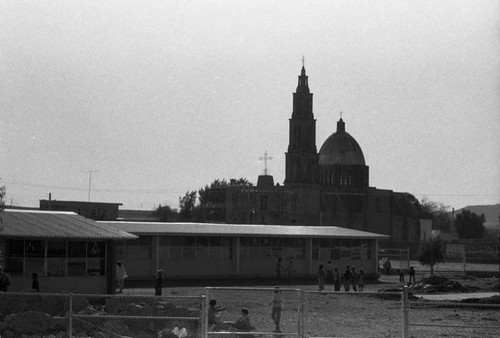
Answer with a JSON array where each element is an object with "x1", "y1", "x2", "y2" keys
[
  {"x1": 339, "y1": 171, "x2": 343, "y2": 186},
  {"x1": 297, "y1": 125, "x2": 301, "y2": 147}
]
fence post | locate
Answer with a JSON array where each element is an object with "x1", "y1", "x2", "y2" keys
[
  {"x1": 301, "y1": 290, "x2": 308, "y2": 338},
  {"x1": 69, "y1": 293, "x2": 73, "y2": 338},
  {"x1": 296, "y1": 289, "x2": 302, "y2": 337},
  {"x1": 402, "y1": 286, "x2": 409, "y2": 338},
  {"x1": 200, "y1": 295, "x2": 207, "y2": 338},
  {"x1": 204, "y1": 288, "x2": 210, "y2": 338}
]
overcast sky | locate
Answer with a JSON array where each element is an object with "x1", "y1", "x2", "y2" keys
[{"x1": 1, "y1": 0, "x2": 499, "y2": 211}]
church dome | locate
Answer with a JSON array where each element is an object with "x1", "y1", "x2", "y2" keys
[{"x1": 318, "y1": 118, "x2": 366, "y2": 166}]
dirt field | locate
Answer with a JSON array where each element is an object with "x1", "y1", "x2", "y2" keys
[{"x1": 126, "y1": 272, "x2": 500, "y2": 337}]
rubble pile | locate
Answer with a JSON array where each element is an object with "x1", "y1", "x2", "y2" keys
[
  {"x1": 410, "y1": 275, "x2": 471, "y2": 294},
  {"x1": 0, "y1": 295, "x2": 199, "y2": 338}
]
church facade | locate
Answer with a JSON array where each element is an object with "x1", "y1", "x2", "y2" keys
[{"x1": 222, "y1": 66, "x2": 421, "y2": 245}]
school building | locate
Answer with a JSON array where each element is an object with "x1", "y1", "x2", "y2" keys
[
  {"x1": 0, "y1": 209, "x2": 137, "y2": 294},
  {"x1": 100, "y1": 221, "x2": 388, "y2": 280}
]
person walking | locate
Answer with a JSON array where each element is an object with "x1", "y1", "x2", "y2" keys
[
  {"x1": 116, "y1": 261, "x2": 128, "y2": 293},
  {"x1": 343, "y1": 265, "x2": 351, "y2": 292},
  {"x1": 333, "y1": 267, "x2": 341, "y2": 291},
  {"x1": 317, "y1": 265, "x2": 326, "y2": 291},
  {"x1": 269, "y1": 287, "x2": 282, "y2": 333},
  {"x1": 0, "y1": 268, "x2": 10, "y2": 292}
]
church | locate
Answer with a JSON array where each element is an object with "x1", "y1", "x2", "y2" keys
[{"x1": 220, "y1": 66, "x2": 421, "y2": 246}]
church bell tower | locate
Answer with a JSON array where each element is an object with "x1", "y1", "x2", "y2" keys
[{"x1": 285, "y1": 65, "x2": 318, "y2": 186}]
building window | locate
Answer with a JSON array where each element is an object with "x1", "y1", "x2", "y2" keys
[{"x1": 91, "y1": 209, "x2": 97, "y2": 218}]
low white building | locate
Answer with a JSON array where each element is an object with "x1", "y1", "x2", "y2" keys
[{"x1": 100, "y1": 221, "x2": 388, "y2": 280}]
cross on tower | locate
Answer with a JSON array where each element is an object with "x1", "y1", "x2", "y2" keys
[
  {"x1": 259, "y1": 150, "x2": 273, "y2": 175},
  {"x1": 340, "y1": 111, "x2": 343, "y2": 119}
]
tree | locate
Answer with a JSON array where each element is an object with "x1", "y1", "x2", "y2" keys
[
  {"x1": 153, "y1": 204, "x2": 178, "y2": 222},
  {"x1": 198, "y1": 178, "x2": 253, "y2": 222},
  {"x1": 0, "y1": 180, "x2": 5, "y2": 212},
  {"x1": 418, "y1": 237, "x2": 446, "y2": 275},
  {"x1": 178, "y1": 190, "x2": 199, "y2": 221},
  {"x1": 454, "y1": 209, "x2": 485, "y2": 239},
  {"x1": 419, "y1": 197, "x2": 452, "y2": 233}
]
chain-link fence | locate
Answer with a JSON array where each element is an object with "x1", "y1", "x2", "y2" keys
[
  {"x1": 71, "y1": 293, "x2": 203, "y2": 337},
  {"x1": 1, "y1": 288, "x2": 499, "y2": 337},
  {"x1": 407, "y1": 291, "x2": 500, "y2": 337},
  {"x1": 205, "y1": 286, "x2": 302, "y2": 336},
  {"x1": 0, "y1": 292, "x2": 204, "y2": 338}
]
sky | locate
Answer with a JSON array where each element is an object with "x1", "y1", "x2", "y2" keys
[{"x1": 1, "y1": 0, "x2": 499, "y2": 211}]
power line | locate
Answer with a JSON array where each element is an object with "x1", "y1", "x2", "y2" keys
[
  {"x1": 3, "y1": 179, "x2": 499, "y2": 198},
  {"x1": 2, "y1": 179, "x2": 186, "y2": 194}
]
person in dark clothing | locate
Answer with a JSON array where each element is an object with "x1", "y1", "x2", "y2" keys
[
  {"x1": 31, "y1": 273, "x2": 40, "y2": 292},
  {"x1": 343, "y1": 265, "x2": 351, "y2": 291},
  {"x1": 409, "y1": 267, "x2": 416, "y2": 284},
  {"x1": 317, "y1": 265, "x2": 326, "y2": 291},
  {"x1": 0, "y1": 268, "x2": 10, "y2": 292},
  {"x1": 154, "y1": 269, "x2": 163, "y2": 296}
]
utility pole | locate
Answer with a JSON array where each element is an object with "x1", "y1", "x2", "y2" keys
[{"x1": 83, "y1": 170, "x2": 98, "y2": 202}]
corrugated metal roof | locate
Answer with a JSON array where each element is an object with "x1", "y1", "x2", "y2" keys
[
  {"x1": 98, "y1": 221, "x2": 389, "y2": 239},
  {"x1": 0, "y1": 210, "x2": 137, "y2": 240}
]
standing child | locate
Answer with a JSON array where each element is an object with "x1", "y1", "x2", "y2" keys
[
  {"x1": 116, "y1": 261, "x2": 127, "y2": 293},
  {"x1": 333, "y1": 267, "x2": 341, "y2": 291},
  {"x1": 154, "y1": 269, "x2": 164, "y2": 296},
  {"x1": 31, "y1": 272, "x2": 40, "y2": 292},
  {"x1": 350, "y1": 267, "x2": 358, "y2": 292},
  {"x1": 269, "y1": 287, "x2": 282, "y2": 333},
  {"x1": 409, "y1": 267, "x2": 416, "y2": 284},
  {"x1": 399, "y1": 269, "x2": 405, "y2": 283},
  {"x1": 343, "y1": 266, "x2": 351, "y2": 292},
  {"x1": 357, "y1": 269, "x2": 365, "y2": 292},
  {"x1": 0, "y1": 268, "x2": 10, "y2": 292},
  {"x1": 325, "y1": 261, "x2": 334, "y2": 284},
  {"x1": 317, "y1": 265, "x2": 325, "y2": 291}
]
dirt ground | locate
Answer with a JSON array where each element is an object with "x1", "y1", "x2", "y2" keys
[{"x1": 126, "y1": 273, "x2": 500, "y2": 337}]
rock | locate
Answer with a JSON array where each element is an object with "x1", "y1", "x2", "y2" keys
[
  {"x1": 3, "y1": 311, "x2": 55, "y2": 335},
  {"x1": 102, "y1": 319, "x2": 130, "y2": 336}
]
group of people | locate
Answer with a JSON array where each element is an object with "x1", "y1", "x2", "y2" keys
[
  {"x1": 317, "y1": 262, "x2": 366, "y2": 292},
  {"x1": 398, "y1": 266, "x2": 416, "y2": 284},
  {"x1": 208, "y1": 286, "x2": 283, "y2": 333},
  {"x1": 207, "y1": 300, "x2": 256, "y2": 332}
]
